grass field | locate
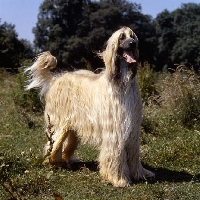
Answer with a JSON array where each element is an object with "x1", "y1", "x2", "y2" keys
[{"x1": 0, "y1": 67, "x2": 199, "y2": 199}]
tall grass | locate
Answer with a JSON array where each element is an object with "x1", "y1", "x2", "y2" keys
[
  {"x1": 137, "y1": 62, "x2": 157, "y2": 102},
  {"x1": 157, "y1": 66, "x2": 200, "y2": 127}
]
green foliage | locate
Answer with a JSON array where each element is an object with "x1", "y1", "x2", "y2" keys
[
  {"x1": 158, "y1": 66, "x2": 200, "y2": 127},
  {"x1": 12, "y1": 60, "x2": 43, "y2": 114},
  {"x1": 0, "y1": 20, "x2": 33, "y2": 70},
  {"x1": 154, "y1": 3, "x2": 200, "y2": 69},
  {"x1": 2, "y1": 2, "x2": 200, "y2": 72},
  {"x1": 33, "y1": 0, "x2": 155, "y2": 68},
  {"x1": 137, "y1": 62, "x2": 157, "y2": 102}
]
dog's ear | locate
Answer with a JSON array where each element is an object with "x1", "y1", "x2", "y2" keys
[
  {"x1": 105, "y1": 56, "x2": 121, "y2": 82},
  {"x1": 112, "y1": 55, "x2": 121, "y2": 81},
  {"x1": 135, "y1": 48, "x2": 139, "y2": 61}
]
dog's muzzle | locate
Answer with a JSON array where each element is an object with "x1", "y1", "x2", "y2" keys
[{"x1": 119, "y1": 39, "x2": 137, "y2": 64}]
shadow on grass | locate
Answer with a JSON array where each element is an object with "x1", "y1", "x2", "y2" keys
[
  {"x1": 69, "y1": 160, "x2": 98, "y2": 172},
  {"x1": 142, "y1": 164, "x2": 200, "y2": 183},
  {"x1": 63, "y1": 161, "x2": 200, "y2": 183}
]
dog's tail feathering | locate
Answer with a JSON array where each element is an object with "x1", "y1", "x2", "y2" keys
[{"x1": 25, "y1": 51, "x2": 57, "y2": 96}]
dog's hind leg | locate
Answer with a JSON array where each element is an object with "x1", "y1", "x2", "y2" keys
[
  {"x1": 62, "y1": 130, "x2": 79, "y2": 163},
  {"x1": 48, "y1": 128, "x2": 69, "y2": 166}
]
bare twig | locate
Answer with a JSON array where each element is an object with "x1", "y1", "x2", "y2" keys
[
  {"x1": 45, "y1": 114, "x2": 55, "y2": 154},
  {"x1": 0, "y1": 180, "x2": 22, "y2": 200}
]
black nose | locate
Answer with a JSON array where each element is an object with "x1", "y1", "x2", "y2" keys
[{"x1": 129, "y1": 41, "x2": 136, "y2": 49}]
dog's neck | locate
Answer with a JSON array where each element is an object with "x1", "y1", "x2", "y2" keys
[{"x1": 108, "y1": 56, "x2": 137, "y2": 86}]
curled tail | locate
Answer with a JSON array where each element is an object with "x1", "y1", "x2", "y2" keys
[{"x1": 25, "y1": 51, "x2": 57, "y2": 96}]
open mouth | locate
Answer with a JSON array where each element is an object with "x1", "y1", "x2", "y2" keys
[{"x1": 123, "y1": 50, "x2": 136, "y2": 63}]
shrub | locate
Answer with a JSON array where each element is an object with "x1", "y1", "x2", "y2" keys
[
  {"x1": 137, "y1": 62, "x2": 157, "y2": 103},
  {"x1": 12, "y1": 60, "x2": 43, "y2": 113},
  {"x1": 157, "y1": 66, "x2": 200, "y2": 127}
]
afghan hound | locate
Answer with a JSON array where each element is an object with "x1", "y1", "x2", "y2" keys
[{"x1": 25, "y1": 27, "x2": 154, "y2": 187}]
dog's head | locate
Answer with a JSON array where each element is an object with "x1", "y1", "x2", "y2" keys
[
  {"x1": 117, "y1": 27, "x2": 139, "y2": 63},
  {"x1": 100, "y1": 27, "x2": 139, "y2": 83}
]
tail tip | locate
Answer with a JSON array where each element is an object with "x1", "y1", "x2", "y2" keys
[{"x1": 37, "y1": 51, "x2": 57, "y2": 70}]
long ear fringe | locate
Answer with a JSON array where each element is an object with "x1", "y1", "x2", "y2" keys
[{"x1": 97, "y1": 33, "x2": 119, "y2": 80}]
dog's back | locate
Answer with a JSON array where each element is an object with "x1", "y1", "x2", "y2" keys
[{"x1": 44, "y1": 69, "x2": 109, "y2": 146}]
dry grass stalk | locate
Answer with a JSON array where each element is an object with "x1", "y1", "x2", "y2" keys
[{"x1": 45, "y1": 114, "x2": 55, "y2": 154}]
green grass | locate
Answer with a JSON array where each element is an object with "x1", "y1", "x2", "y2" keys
[{"x1": 0, "y1": 68, "x2": 200, "y2": 199}]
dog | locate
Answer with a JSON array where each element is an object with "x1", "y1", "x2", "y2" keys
[{"x1": 25, "y1": 27, "x2": 154, "y2": 187}]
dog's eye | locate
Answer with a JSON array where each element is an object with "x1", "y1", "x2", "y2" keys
[
  {"x1": 130, "y1": 35, "x2": 133, "y2": 38},
  {"x1": 119, "y1": 33, "x2": 125, "y2": 40}
]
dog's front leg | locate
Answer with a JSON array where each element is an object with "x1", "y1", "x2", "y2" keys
[
  {"x1": 98, "y1": 139, "x2": 132, "y2": 187},
  {"x1": 126, "y1": 129, "x2": 155, "y2": 180}
]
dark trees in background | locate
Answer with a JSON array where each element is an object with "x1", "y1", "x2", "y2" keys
[
  {"x1": 33, "y1": 0, "x2": 155, "y2": 69},
  {"x1": 0, "y1": 21, "x2": 33, "y2": 70},
  {"x1": 154, "y1": 3, "x2": 200, "y2": 71},
  {"x1": 1, "y1": 1, "x2": 200, "y2": 71}
]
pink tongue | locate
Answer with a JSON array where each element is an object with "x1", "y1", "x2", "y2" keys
[{"x1": 123, "y1": 50, "x2": 136, "y2": 63}]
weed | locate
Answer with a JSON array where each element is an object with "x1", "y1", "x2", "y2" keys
[
  {"x1": 137, "y1": 62, "x2": 157, "y2": 103},
  {"x1": 158, "y1": 66, "x2": 200, "y2": 127}
]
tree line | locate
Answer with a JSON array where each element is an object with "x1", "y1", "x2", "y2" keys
[
  {"x1": 0, "y1": 21, "x2": 33, "y2": 70},
  {"x1": 1, "y1": 0, "x2": 200, "y2": 71}
]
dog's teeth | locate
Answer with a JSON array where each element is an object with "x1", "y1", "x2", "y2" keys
[{"x1": 123, "y1": 53, "x2": 127, "y2": 58}]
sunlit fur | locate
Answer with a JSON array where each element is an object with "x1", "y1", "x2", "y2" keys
[{"x1": 25, "y1": 27, "x2": 154, "y2": 187}]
